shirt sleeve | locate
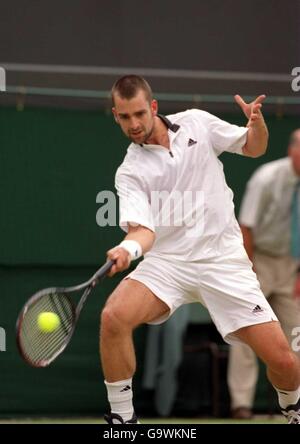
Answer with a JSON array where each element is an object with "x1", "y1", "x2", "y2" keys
[
  {"x1": 115, "y1": 164, "x2": 155, "y2": 233},
  {"x1": 192, "y1": 109, "x2": 248, "y2": 156},
  {"x1": 239, "y1": 167, "x2": 269, "y2": 228}
]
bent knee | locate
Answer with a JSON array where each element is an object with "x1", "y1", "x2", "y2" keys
[
  {"x1": 269, "y1": 347, "x2": 298, "y2": 373},
  {"x1": 100, "y1": 303, "x2": 136, "y2": 336}
]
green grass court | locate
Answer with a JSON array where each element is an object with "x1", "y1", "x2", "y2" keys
[{"x1": 0, "y1": 415, "x2": 286, "y2": 424}]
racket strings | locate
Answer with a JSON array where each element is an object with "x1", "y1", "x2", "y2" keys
[{"x1": 19, "y1": 293, "x2": 75, "y2": 366}]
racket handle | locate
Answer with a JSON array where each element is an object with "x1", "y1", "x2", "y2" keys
[
  {"x1": 101, "y1": 259, "x2": 115, "y2": 275},
  {"x1": 91, "y1": 259, "x2": 115, "y2": 284}
]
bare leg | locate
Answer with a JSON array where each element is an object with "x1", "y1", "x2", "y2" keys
[
  {"x1": 235, "y1": 321, "x2": 300, "y2": 390},
  {"x1": 100, "y1": 278, "x2": 170, "y2": 382}
]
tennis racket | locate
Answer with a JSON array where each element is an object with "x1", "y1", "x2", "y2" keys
[{"x1": 16, "y1": 260, "x2": 114, "y2": 368}]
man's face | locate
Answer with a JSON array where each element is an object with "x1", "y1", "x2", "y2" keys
[
  {"x1": 288, "y1": 129, "x2": 300, "y2": 176},
  {"x1": 112, "y1": 90, "x2": 158, "y2": 144}
]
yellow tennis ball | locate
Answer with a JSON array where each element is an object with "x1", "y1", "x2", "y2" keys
[{"x1": 37, "y1": 312, "x2": 60, "y2": 333}]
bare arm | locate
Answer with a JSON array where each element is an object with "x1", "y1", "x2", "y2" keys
[
  {"x1": 106, "y1": 225, "x2": 155, "y2": 276},
  {"x1": 235, "y1": 94, "x2": 269, "y2": 158}
]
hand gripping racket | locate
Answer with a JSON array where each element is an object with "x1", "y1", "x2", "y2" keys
[{"x1": 16, "y1": 260, "x2": 114, "y2": 368}]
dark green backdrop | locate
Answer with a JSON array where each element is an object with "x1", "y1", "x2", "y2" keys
[{"x1": 0, "y1": 106, "x2": 298, "y2": 416}]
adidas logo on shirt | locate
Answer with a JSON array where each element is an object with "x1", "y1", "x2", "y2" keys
[{"x1": 188, "y1": 138, "x2": 197, "y2": 147}]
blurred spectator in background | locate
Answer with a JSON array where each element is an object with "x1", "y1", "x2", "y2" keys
[
  {"x1": 142, "y1": 305, "x2": 190, "y2": 417},
  {"x1": 228, "y1": 129, "x2": 300, "y2": 419}
]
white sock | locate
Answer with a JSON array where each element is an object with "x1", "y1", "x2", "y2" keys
[
  {"x1": 274, "y1": 386, "x2": 300, "y2": 409},
  {"x1": 105, "y1": 378, "x2": 134, "y2": 422}
]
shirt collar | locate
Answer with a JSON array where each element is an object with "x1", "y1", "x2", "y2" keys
[
  {"x1": 138, "y1": 114, "x2": 180, "y2": 147},
  {"x1": 287, "y1": 157, "x2": 300, "y2": 184},
  {"x1": 157, "y1": 114, "x2": 180, "y2": 133}
]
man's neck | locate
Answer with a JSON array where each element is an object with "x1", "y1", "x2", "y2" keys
[{"x1": 145, "y1": 116, "x2": 170, "y2": 149}]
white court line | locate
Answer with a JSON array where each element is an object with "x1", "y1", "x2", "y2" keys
[{"x1": 0, "y1": 63, "x2": 292, "y2": 82}]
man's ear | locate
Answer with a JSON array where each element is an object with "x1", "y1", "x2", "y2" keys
[
  {"x1": 112, "y1": 107, "x2": 119, "y2": 123},
  {"x1": 151, "y1": 99, "x2": 158, "y2": 116}
]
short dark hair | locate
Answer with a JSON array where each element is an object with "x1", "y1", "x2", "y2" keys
[{"x1": 111, "y1": 75, "x2": 152, "y2": 106}]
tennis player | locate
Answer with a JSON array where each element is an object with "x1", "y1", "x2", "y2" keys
[{"x1": 101, "y1": 75, "x2": 300, "y2": 424}]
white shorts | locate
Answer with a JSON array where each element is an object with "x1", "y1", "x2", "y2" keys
[{"x1": 126, "y1": 249, "x2": 278, "y2": 345}]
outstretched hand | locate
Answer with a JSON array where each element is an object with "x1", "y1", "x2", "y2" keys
[{"x1": 235, "y1": 94, "x2": 266, "y2": 126}]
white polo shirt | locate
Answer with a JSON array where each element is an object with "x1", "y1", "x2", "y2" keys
[
  {"x1": 239, "y1": 157, "x2": 299, "y2": 256},
  {"x1": 115, "y1": 109, "x2": 248, "y2": 261}
]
